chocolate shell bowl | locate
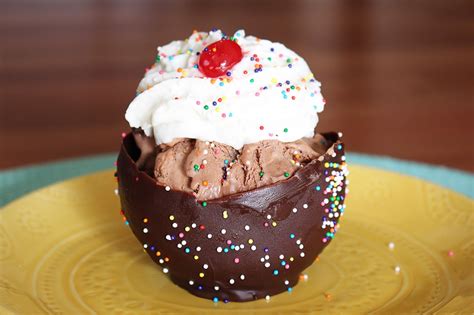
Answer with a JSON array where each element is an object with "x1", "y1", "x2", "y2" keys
[{"x1": 117, "y1": 132, "x2": 348, "y2": 302}]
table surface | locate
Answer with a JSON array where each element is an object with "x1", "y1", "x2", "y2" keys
[{"x1": 1, "y1": 0, "x2": 473, "y2": 172}]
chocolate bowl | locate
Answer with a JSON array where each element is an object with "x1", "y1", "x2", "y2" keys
[{"x1": 116, "y1": 132, "x2": 348, "y2": 302}]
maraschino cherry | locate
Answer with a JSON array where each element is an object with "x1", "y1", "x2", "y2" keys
[{"x1": 198, "y1": 39, "x2": 243, "y2": 78}]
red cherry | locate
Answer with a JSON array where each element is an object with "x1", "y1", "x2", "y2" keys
[{"x1": 198, "y1": 39, "x2": 243, "y2": 78}]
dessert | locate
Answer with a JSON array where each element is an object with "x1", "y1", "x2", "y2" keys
[{"x1": 117, "y1": 29, "x2": 348, "y2": 302}]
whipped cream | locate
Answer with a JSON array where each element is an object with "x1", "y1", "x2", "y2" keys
[{"x1": 125, "y1": 29, "x2": 325, "y2": 149}]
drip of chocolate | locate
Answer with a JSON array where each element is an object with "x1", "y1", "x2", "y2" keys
[
  {"x1": 117, "y1": 132, "x2": 347, "y2": 302},
  {"x1": 131, "y1": 128, "x2": 157, "y2": 175}
]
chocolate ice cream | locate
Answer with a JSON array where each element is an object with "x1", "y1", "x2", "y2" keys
[{"x1": 134, "y1": 130, "x2": 330, "y2": 200}]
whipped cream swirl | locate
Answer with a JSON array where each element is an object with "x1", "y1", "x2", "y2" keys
[{"x1": 125, "y1": 29, "x2": 325, "y2": 149}]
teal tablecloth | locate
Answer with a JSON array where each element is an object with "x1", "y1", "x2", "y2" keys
[{"x1": 0, "y1": 153, "x2": 472, "y2": 207}]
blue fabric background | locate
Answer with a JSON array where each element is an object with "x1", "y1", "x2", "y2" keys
[{"x1": 1, "y1": 153, "x2": 472, "y2": 207}]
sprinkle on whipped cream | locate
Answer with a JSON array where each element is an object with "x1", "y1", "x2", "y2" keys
[{"x1": 125, "y1": 29, "x2": 326, "y2": 149}]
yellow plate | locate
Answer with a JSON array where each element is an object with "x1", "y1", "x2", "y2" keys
[{"x1": 0, "y1": 165, "x2": 473, "y2": 314}]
